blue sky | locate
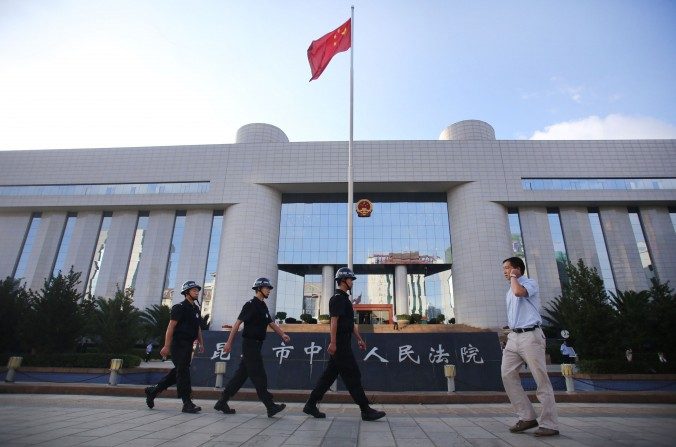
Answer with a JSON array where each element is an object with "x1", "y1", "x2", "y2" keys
[{"x1": 1, "y1": 0, "x2": 675, "y2": 150}]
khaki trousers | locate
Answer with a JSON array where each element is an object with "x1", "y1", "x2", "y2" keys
[{"x1": 501, "y1": 327, "x2": 559, "y2": 430}]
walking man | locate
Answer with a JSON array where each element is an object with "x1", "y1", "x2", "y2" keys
[
  {"x1": 500, "y1": 257, "x2": 559, "y2": 437},
  {"x1": 145, "y1": 280, "x2": 204, "y2": 413},
  {"x1": 303, "y1": 267, "x2": 386, "y2": 421},
  {"x1": 213, "y1": 278, "x2": 289, "y2": 417}
]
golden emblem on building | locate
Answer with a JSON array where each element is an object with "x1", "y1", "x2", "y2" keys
[{"x1": 356, "y1": 199, "x2": 373, "y2": 217}]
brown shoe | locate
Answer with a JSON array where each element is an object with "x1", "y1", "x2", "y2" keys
[
  {"x1": 509, "y1": 419, "x2": 538, "y2": 433},
  {"x1": 534, "y1": 427, "x2": 560, "y2": 437}
]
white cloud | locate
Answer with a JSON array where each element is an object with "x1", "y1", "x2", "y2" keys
[{"x1": 530, "y1": 114, "x2": 676, "y2": 140}]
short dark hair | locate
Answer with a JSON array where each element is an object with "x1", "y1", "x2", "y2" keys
[{"x1": 503, "y1": 256, "x2": 525, "y2": 274}]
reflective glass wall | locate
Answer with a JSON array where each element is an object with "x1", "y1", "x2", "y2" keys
[
  {"x1": 202, "y1": 211, "x2": 224, "y2": 320},
  {"x1": 547, "y1": 208, "x2": 569, "y2": 287},
  {"x1": 13, "y1": 212, "x2": 42, "y2": 280},
  {"x1": 628, "y1": 208, "x2": 656, "y2": 282},
  {"x1": 588, "y1": 209, "x2": 616, "y2": 294},
  {"x1": 279, "y1": 201, "x2": 451, "y2": 265},
  {"x1": 508, "y1": 208, "x2": 528, "y2": 274},
  {"x1": 52, "y1": 212, "x2": 78, "y2": 276},
  {"x1": 86, "y1": 212, "x2": 112, "y2": 297},
  {"x1": 125, "y1": 212, "x2": 149, "y2": 291},
  {"x1": 276, "y1": 197, "x2": 453, "y2": 321},
  {"x1": 162, "y1": 211, "x2": 187, "y2": 306}
]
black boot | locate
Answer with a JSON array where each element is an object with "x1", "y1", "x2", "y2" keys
[
  {"x1": 267, "y1": 403, "x2": 286, "y2": 418},
  {"x1": 303, "y1": 402, "x2": 326, "y2": 419},
  {"x1": 182, "y1": 400, "x2": 202, "y2": 413},
  {"x1": 214, "y1": 398, "x2": 236, "y2": 414},
  {"x1": 361, "y1": 407, "x2": 386, "y2": 421},
  {"x1": 144, "y1": 386, "x2": 158, "y2": 409}
]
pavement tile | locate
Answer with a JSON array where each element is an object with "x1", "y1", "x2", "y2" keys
[{"x1": 0, "y1": 395, "x2": 675, "y2": 447}]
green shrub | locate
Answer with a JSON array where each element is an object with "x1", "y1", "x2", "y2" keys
[
  {"x1": 299, "y1": 313, "x2": 313, "y2": 323},
  {"x1": 275, "y1": 312, "x2": 287, "y2": 321},
  {"x1": 577, "y1": 352, "x2": 676, "y2": 374},
  {"x1": 4, "y1": 353, "x2": 142, "y2": 368},
  {"x1": 396, "y1": 314, "x2": 410, "y2": 322},
  {"x1": 285, "y1": 317, "x2": 300, "y2": 324},
  {"x1": 318, "y1": 314, "x2": 330, "y2": 320},
  {"x1": 410, "y1": 313, "x2": 422, "y2": 324}
]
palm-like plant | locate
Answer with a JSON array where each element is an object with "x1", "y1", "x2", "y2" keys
[
  {"x1": 89, "y1": 288, "x2": 143, "y2": 354},
  {"x1": 140, "y1": 303, "x2": 171, "y2": 343}
]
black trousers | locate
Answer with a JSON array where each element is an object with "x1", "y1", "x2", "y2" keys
[
  {"x1": 220, "y1": 338, "x2": 274, "y2": 407},
  {"x1": 308, "y1": 333, "x2": 370, "y2": 409},
  {"x1": 155, "y1": 340, "x2": 193, "y2": 401}
]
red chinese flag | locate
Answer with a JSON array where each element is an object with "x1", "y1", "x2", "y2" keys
[{"x1": 307, "y1": 18, "x2": 351, "y2": 81}]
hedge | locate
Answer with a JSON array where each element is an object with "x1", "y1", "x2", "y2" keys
[{"x1": 1, "y1": 353, "x2": 142, "y2": 368}]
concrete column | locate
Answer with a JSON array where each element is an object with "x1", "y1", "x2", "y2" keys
[
  {"x1": 175, "y1": 210, "x2": 213, "y2": 299},
  {"x1": 27, "y1": 212, "x2": 67, "y2": 291},
  {"x1": 94, "y1": 211, "x2": 138, "y2": 299},
  {"x1": 518, "y1": 207, "x2": 562, "y2": 310},
  {"x1": 394, "y1": 265, "x2": 408, "y2": 315},
  {"x1": 447, "y1": 184, "x2": 511, "y2": 329},
  {"x1": 0, "y1": 212, "x2": 31, "y2": 279},
  {"x1": 212, "y1": 186, "x2": 282, "y2": 328},
  {"x1": 64, "y1": 211, "x2": 103, "y2": 294},
  {"x1": 559, "y1": 207, "x2": 601, "y2": 272},
  {"x1": 131, "y1": 210, "x2": 176, "y2": 311},
  {"x1": 600, "y1": 207, "x2": 650, "y2": 292},
  {"x1": 320, "y1": 265, "x2": 334, "y2": 315},
  {"x1": 639, "y1": 206, "x2": 676, "y2": 287}
]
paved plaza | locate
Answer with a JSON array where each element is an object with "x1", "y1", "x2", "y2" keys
[{"x1": 0, "y1": 394, "x2": 674, "y2": 446}]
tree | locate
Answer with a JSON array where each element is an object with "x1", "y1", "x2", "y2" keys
[
  {"x1": 89, "y1": 288, "x2": 143, "y2": 354},
  {"x1": 646, "y1": 277, "x2": 676, "y2": 354},
  {"x1": 0, "y1": 277, "x2": 30, "y2": 353},
  {"x1": 25, "y1": 270, "x2": 86, "y2": 353},
  {"x1": 140, "y1": 304, "x2": 171, "y2": 343},
  {"x1": 609, "y1": 289, "x2": 652, "y2": 351},
  {"x1": 543, "y1": 259, "x2": 618, "y2": 359},
  {"x1": 200, "y1": 314, "x2": 211, "y2": 331}
]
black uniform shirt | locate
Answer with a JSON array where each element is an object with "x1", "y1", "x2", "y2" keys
[
  {"x1": 238, "y1": 297, "x2": 273, "y2": 341},
  {"x1": 329, "y1": 289, "x2": 355, "y2": 335},
  {"x1": 170, "y1": 299, "x2": 201, "y2": 342}
]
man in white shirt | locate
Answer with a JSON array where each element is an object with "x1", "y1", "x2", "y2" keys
[{"x1": 500, "y1": 257, "x2": 559, "y2": 437}]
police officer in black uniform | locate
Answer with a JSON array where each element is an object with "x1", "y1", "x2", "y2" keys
[
  {"x1": 303, "y1": 267, "x2": 386, "y2": 421},
  {"x1": 144, "y1": 280, "x2": 204, "y2": 413},
  {"x1": 214, "y1": 277, "x2": 289, "y2": 417}
]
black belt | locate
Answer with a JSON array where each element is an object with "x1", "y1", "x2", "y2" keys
[{"x1": 512, "y1": 325, "x2": 540, "y2": 333}]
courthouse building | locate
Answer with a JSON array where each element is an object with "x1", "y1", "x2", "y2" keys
[{"x1": 0, "y1": 120, "x2": 674, "y2": 330}]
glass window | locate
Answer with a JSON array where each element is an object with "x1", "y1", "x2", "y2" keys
[
  {"x1": 201, "y1": 211, "x2": 224, "y2": 320},
  {"x1": 124, "y1": 212, "x2": 149, "y2": 291},
  {"x1": 522, "y1": 178, "x2": 676, "y2": 191},
  {"x1": 278, "y1": 200, "x2": 451, "y2": 265},
  {"x1": 162, "y1": 211, "x2": 187, "y2": 307},
  {"x1": 547, "y1": 209, "x2": 569, "y2": 288},
  {"x1": 13, "y1": 212, "x2": 42, "y2": 280},
  {"x1": 588, "y1": 209, "x2": 616, "y2": 294},
  {"x1": 275, "y1": 271, "x2": 305, "y2": 320},
  {"x1": 277, "y1": 198, "x2": 452, "y2": 318},
  {"x1": 52, "y1": 212, "x2": 77, "y2": 276},
  {"x1": 628, "y1": 208, "x2": 656, "y2": 282},
  {"x1": 508, "y1": 208, "x2": 528, "y2": 274},
  {"x1": 86, "y1": 212, "x2": 113, "y2": 297},
  {"x1": 669, "y1": 207, "x2": 676, "y2": 234},
  {"x1": 0, "y1": 182, "x2": 209, "y2": 196}
]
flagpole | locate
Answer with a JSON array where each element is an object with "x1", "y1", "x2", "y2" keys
[{"x1": 347, "y1": 5, "x2": 354, "y2": 272}]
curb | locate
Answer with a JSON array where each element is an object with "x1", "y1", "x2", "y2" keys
[{"x1": 2, "y1": 382, "x2": 676, "y2": 404}]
